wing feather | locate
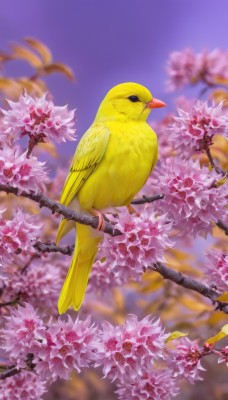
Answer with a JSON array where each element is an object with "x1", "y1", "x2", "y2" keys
[{"x1": 59, "y1": 124, "x2": 110, "y2": 206}]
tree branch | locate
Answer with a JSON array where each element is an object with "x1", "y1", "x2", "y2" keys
[
  {"x1": 34, "y1": 241, "x2": 74, "y2": 255},
  {"x1": 0, "y1": 367, "x2": 21, "y2": 380},
  {"x1": 206, "y1": 147, "x2": 227, "y2": 177},
  {"x1": 33, "y1": 241, "x2": 228, "y2": 314},
  {"x1": 131, "y1": 194, "x2": 165, "y2": 204},
  {"x1": 154, "y1": 262, "x2": 228, "y2": 313},
  {"x1": 0, "y1": 184, "x2": 122, "y2": 237}
]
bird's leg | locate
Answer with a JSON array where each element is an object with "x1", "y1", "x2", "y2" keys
[
  {"x1": 91, "y1": 209, "x2": 106, "y2": 231},
  {"x1": 127, "y1": 205, "x2": 140, "y2": 217}
]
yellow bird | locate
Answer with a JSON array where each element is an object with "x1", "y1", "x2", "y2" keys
[{"x1": 56, "y1": 82, "x2": 165, "y2": 314}]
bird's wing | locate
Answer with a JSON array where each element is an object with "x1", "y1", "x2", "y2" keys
[{"x1": 59, "y1": 124, "x2": 110, "y2": 206}]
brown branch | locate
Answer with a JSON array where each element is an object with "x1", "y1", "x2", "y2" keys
[
  {"x1": 206, "y1": 147, "x2": 227, "y2": 177},
  {"x1": 0, "y1": 184, "x2": 122, "y2": 237},
  {"x1": 216, "y1": 220, "x2": 228, "y2": 236},
  {"x1": 33, "y1": 241, "x2": 228, "y2": 314},
  {"x1": 131, "y1": 193, "x2": 165, "y2": 205},
  {"x1": 0, "y1": 367, "x2": 21, "y2": 380},
  {"x1": 154, "y1": 262, "x2": 228, "y2": 314},
  {"x1": 34, "y1": 241, "x2": 74, "y2": 255},
  {"x1": 0, "y1": 294, "x2": 21, "y2": 308}
]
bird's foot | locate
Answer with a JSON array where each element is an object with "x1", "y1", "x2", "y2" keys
[
  {"x1": 91, "y1": 209, "x2": 106, "y2": 231},
  {"x1": 127, "y1": 205, "x2": 140, "y2": 217}
]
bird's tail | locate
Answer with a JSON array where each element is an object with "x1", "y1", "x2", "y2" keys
[{"x1": 58, "y1": 223, "x2": 102, "y2": 314}]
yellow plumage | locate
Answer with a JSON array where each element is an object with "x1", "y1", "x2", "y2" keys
[{"x1": 57, "y1": 82, "x2": 165, "y2": 314}]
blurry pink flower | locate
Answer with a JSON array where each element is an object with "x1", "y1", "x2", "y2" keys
[
  {"x1": 199, "y1": 49, "x2": 228, "y2": 85},
  {"x1": 170, "y1": 101, "x2": 228, "y2": 158},
  {"x1": 166, "y1": 48, "x2": 228, "y2": 90},
  {"x1": 0, "y1": 146, "x2": 48, "y2": 193},
  {"x1": 154, "y1": 159, "x2": 228, "y2": 236},
  {"x1": 1, "y1": 303, "x2": 45, "y2": 369},
  {"x1": 203, "y1": 250, "x2": 228, "y2": 292},
  {"x1": 90, "y1": 208, "x2": 173, "y2": 288},
  {"x1": 116, "y1": 370, "x2": 179, "y2": 400},
  {"x1": 168, "y1": 337, "x2": 206, "y2": 384},
  {"x1": 150, "y1": 116, "x2": 174, "y2": 160},
  {"x1": 36, "y1": 315, "x2": 97, "y2": 381},
  {"x1": 166, "y1": 48, "x2": 201, "y2": 91},
  {"x1": 95, "y1": 315, "x2": 168, "y2": 382},
  {"x1": 3, "y1": 256, "x2": 62, "y2": 310},
  {"x1": 0, "y1": 371, "x2": 47, "y2": 400},
  {"x1": 1, "y1": 92, "x2": 76, "y2": 144},
  {"x1": 218, "y1": 347, "x2": 228, "y2": 365},
  {"x1": 0, "y1": 208, "x2": 41, "y2": 268}
]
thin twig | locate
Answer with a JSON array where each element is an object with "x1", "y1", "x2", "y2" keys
[
  {"x1": 0, "y1": 367, "x2": 21, "y2": 380},
  {"x1": 206, "y1": 147, "x2": 227, "y2": 176},
  {"x1": 154, "y1": 262, "x2": 228, "y2": 314},
  {"x1": 131, "y1": 194, "x2": 165, "y2": 205},
  {"x1": 34, "y1": 241, "x2": 74, "y2": 255}
]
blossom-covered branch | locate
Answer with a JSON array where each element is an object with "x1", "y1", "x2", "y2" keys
[
  {"x1": 32, "y1": 240, "x2": 228, "y2": 314},
  {"x1": 0, "y1": 183, "x2": 121, "y2": 237}
]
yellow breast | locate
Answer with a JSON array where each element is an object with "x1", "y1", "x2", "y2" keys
[{"x1": 77, "y1": 120, "x2": 158, "y2": 211}]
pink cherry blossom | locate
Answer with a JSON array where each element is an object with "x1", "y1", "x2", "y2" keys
[
  {"x1": 1, "y1": 303, "x2": 45, "y2": 369},
  {"x1": 198, "y1": 48, "x2": 228, "y2": 85},
  {"x1": 167, "y1": 337, "x2": 206, "y2": 384},
  {"x1": 1, "y1": 303, "x2": 98, "y2": 380},
  {"x1": 95, "y1": 315, "x2": 169, "y2": 382},
  {"x1": 0, "y1": 208, "x2": 41, "y2": 269},
  {"x1": 89, "y1": 208, "x2": 173, "y2": 290},
  {"x1": 36, "y1": 315, "x2": 97, "y2": 381},
  {"x1": 2, "y1": 255, "x2": 62, "y2": 310},
  {"x1": 0, "y1": 146, "x2": 48, "y2": 193},
  {"x1": 153, "y1": 158, "x2": 228, "y2": 236},
  {"x1": 166, "y1": 48, "x2": 228, "y2": 90},
  {"x1": 1, "y1": 92, "x2": 76, "y2": 144},
  {"x1": 150, "y1": 116, "x2": 174, "y2": 160},
  {"x1": 116, "y1": 370, "x2": 179, "y2": 400},
  {"x1": 203, "y1": 250, "x2": 228, "y2": 292},
  {"x1": 166, "y1": 48, "x2": 201, "y2": 91},
  {"x1": 0, "y1": 371, "x2": 47, "y2": 400},
  {"x1": 170, "y1": 100, "x2": 228, "y2": 158}
]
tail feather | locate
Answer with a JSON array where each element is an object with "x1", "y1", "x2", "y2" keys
[
  {"x1": 58, "y1": 223, "x2": 102, "y2": 314},
  {"x1": 56, "y1": 219, "x2": 75, "y2": 244}
]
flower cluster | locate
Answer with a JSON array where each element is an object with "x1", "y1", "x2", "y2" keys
[
  {"x1": 167, "y1": 337, "x2": 205, "y2": 384},
  {"x1": 1, "y1": 92, "x2": 76, "y2": 145},
  {"x1": 166, "y1": 48, "x2": 228, "y2": 90},
  {"x1": 2, "y1": 255, "x2": 62, "y2": 310},
  {"x1": 0, "y1": 371, "x2": 47, "y2": 400},
  {"x1": 0, "y1": 208, "x2": 41, "y2": 269},
  {"x1": 153, "y1": 159, "x2": 228, "y2": 236},
  {"x1": 116, "y1": 370, "x2": 179, "y2": 400},
  {"x1": 0, "y1": 146, "x2": 48, "y2": 193},
  {"x1": 170, "y1": 100, "x2": 228, "y2": 158},
  {"x1": 1, "y1": 303, "x2": 97, "y2": 381},
  {"x1": 94, "y1": 315, "x2": 169, "y2": 381},
  {"x1": 89, "y1": 208, "x2": 172, "y2": 293},
  {"x1": 203, "y1": 250, "x2": 228, "y2": 292}
]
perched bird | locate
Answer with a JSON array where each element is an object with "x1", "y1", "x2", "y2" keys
[{"x1": 56, "y1": 82, "x2": 166, "y2": 314}]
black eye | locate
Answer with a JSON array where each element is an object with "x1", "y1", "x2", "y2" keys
[{"x1": 128, "y1": 95, "x2": 140, "y2": 103}]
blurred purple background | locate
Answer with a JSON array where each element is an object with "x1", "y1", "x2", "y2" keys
[{"x1": 1, "y1": 0, "x2": 228, "y2": 156}]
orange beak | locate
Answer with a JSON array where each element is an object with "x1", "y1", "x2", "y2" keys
[{"x1": 147, "y1": 98, "x2": 166, "y2": 109}]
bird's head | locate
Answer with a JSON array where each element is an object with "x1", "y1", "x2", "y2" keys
[{"x1": 95, "y1": 82, "x2": 166, "y2": 122}]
